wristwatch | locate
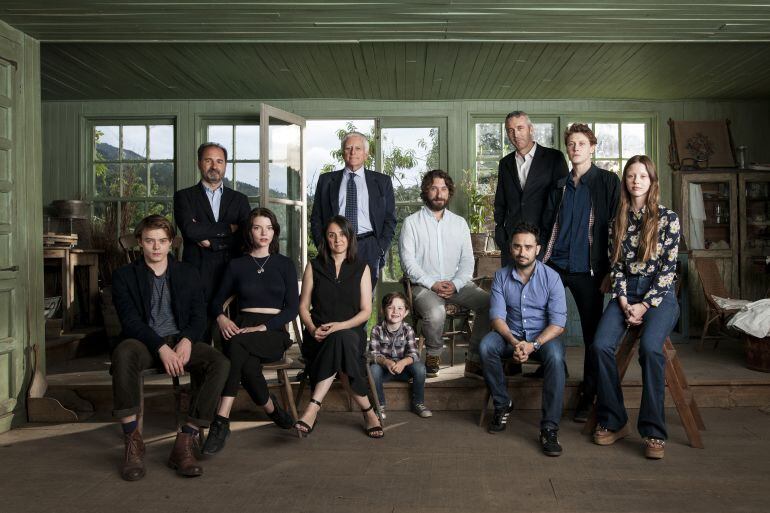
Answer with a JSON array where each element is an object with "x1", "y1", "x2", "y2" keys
[{"x1": 531, "y1": 340, "x2": 541, "y2": 352}]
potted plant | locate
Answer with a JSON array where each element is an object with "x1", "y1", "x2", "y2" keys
[{"x1": 461, "y1": 169, "x2": 495, "y2": 252}]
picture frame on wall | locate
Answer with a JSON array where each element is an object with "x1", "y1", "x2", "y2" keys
[{"x1": 668, "y1": 118, "x2": 737, "y2": 170}]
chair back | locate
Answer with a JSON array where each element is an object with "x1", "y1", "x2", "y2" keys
[{"x1": 694, "y1": 257, "x2": 730, "y2": 310}]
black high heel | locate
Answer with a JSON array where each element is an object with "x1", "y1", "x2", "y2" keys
[
  {"x1": 294, "y1": 398, "x2": 321, "y2": 437},
  {"x1": 266, "y1": 393, "x2": 294, "y2": 430},
  {"x1": 361, "y1": 404, "x2": 384, "y2": 439}
]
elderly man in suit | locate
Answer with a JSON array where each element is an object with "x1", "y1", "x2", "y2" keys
[
  {"x1": 494, "y1": 111, "x2": 569, "y2": 267},
  {"x1": 310, "y1": 131, "x2": 397, "y2": 287},
  {"x1": 173, "y1": 143, "x2": 251, "y2": 310}
]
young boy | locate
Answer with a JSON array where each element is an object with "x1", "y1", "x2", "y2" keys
[{"x1": 368, "y1": 292, "x2": 432, "y2": 418}]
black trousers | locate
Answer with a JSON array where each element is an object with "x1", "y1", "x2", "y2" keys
[
  {"x1": 111, "y1": 337, "x2": 230, "y2": 427},
  {"x1": 221, "y1": 312, "x2": 289, "y2": 405},
  {"x1": 548, "y1": 263, "x2": 605, "y2": 397},
  {"x1": 356, "y1": 235, "x2": 383, "y2": 287}
]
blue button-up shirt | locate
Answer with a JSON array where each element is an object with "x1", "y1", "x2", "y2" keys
[
  {"x1": 489, "y1": 260, "x2": 567, "y2": 341},
  {"x1": 551, "y1": 172, "x2": 591, "y2": 273},
  {"x1": 202, "y1": 182, "x2": 224, "y2": 222},
  {"x1": 337, "y1": 167, "x2": 373, "y2": 234}
]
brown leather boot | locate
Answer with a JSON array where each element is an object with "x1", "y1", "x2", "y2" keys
[
  {"x1": 121, "y1": 428, "x2": 146, "y2": 481},
  {"x1": 167, "y1": 432, "x2": 203, "y2": 477}
]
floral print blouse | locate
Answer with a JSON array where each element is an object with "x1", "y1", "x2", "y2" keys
[{"x1": 610, "y1": 205, "x2": 680, "y2": 307}]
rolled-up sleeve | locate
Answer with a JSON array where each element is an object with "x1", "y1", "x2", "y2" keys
[
  {"x1": 546, "y1": 274, "x2": 568, "y2": 328},
  {"x1": 489, "y1": 268, "x2": 507, "y2": 322}
]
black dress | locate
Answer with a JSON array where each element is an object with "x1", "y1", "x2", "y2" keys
[{"x1": 302, "y1": 257, "x2": 369, "y2": 396}]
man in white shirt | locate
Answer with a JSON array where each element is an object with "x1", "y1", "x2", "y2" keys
[{"x1": 400, "y1": 170, "x2": 490, "y2": 377}]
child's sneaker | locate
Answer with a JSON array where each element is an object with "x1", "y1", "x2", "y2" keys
[{"x1": 412, "y1": 403, "x2": 432, "y2": 418}]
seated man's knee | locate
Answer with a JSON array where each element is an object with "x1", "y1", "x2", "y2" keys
[
  {"x1": 540, "y1": 341, "x2": 565, "y2": 366},
  {"x1": 479, "y1": 333, "x2": 501, "y2": 361},
  {"x1": 419, "y1": 303, "x2": 446, "y2": 325},
  {"x1": 112, "y1": 339, "x2": 144, "y2": 368}
]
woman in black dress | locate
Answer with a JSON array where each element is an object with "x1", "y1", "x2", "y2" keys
[
  {"x1": 202, "y1": 208, "x2": 299, "y2": 455},
  {"x1": 294, "y1": 215, "x2": 383, "y2": 438}
]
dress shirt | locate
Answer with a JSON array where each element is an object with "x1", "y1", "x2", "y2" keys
[
  {"x1": 550, "y1": 171, "x2": 591, "y2": 273},
  {"x1": 489, "y1": 260, "x2": 567, "y2": 342},
  {"x1": 337, "y1": 167, "x2": 373, "y2": 234},
  {"x1": 202, "y1": 182, "x2": 224, "y2": 222},
  {"x1": 515, "y1": 142, "x2": 538, "y2": 188},
  {"x1": 399, "y1": 206, "x2": 474, "y2": 292}
]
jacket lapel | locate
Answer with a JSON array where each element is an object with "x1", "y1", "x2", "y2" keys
[
  {"x1": 220, "y1": 187, "x2": 235, "y2": 221},
  {"x1": 134, "y1": 260, "x2": 152, "y2": 321},
  {"x1": 330, "y1": 170, "x2": 343, "y2": 215},
  {"x1": 197, "y1": 181, "x2": 217, "y2": 223},
  {"x1": 364, "y1": 169, "x2": 379, "y2": 234},
  {"x1": 522, "y1": 144, "x2": 544, "y2": 195}
]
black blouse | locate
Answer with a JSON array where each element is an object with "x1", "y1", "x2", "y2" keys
[{"x1": 308, "y1": 257, "x2": 368, "y2": 330}]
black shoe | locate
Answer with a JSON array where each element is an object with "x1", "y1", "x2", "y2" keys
[
  {"x1": 488, "y1": 401, "x2": 514, "y2": 433},
  {"x1": 201, "y1": 417, "x2": 230, "y2": 455},
  {"x1": 266, "y1": 394, "x2": 295, "y2": 429},
  {"x1": 540, "y1": 428, "x2": 562, "y2": 457},
  {"x1": 573, "y1": 387, "x2": 594, "y2": 423}
]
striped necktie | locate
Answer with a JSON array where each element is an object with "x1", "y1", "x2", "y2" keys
[{"x1": 345, "y1": 173, "x2": 358, "y2": 234}]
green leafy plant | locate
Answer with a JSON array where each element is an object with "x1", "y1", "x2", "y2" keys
[{"x1": 461, "y1": 169, "x2": 494, "y2": 233}]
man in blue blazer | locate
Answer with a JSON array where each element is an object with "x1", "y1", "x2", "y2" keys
[
  {"x1": 310, "y1": 132, "x2": 397, "y2": 286},
  {"x1": 173, "y1": 143, "x2": 251, "y2": 306}
]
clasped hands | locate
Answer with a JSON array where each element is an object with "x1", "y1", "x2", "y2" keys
[
  {"x1": 619, "y1": 298, "x2": 648, "y2": 327},
  {"x1": 311, "y1": 322, "x2": 342, "y2": 341},
  {"x1": 430, "y1": 280, "x2": 456, "y2": 299},
  {"x1": 384, "y1": 358, "x2": 410, "y2": 375},
  {"x1": 158, "y1": 338, "x2": 192, "y2": 377},
  {"x1": 509, "y1": 337, "x2": 535, "y2": 363},
  {"x1": 217, "y1": 314, "x2": 267, "y2": 340}
]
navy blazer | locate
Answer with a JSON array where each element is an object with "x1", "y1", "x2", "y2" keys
[
  {"x1": 493, "y1": 144, "x2": 568, "y2": 253},
  {"x1": 310, "y1": 168, "x2": 397, "y2": 267},
  {"x1": 111, "y1": 257, "x2": 207, "y2": 353}
]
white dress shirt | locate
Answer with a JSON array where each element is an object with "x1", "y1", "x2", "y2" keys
[
  {"x1": 337, "y1": 166, "x2": 373, "y2": 234},
  {"x1": 399, "y1": 206, "x2": 475, "y2": 291},
  {"x1": 515, "y1": 142, "x2": 538, "y2": 188},
  {"x1": 202, "y1": 182, "x2": 224, "y2": 221}
]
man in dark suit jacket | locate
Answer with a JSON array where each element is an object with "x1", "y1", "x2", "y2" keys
[
  {"x1": 173, "y1": 142, "x2": 251, "y2": 305},
  {"x1": 494, "y1": 111, "x2": 569, "y2": 267},
  {"x1": 310, "y1": 131, "x2": 396, "y2": 286},
  {"x1": 111, "y1": 215, "x2": 229, "y2": 481}
]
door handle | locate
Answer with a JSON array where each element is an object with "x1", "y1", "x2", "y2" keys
[{"x1": 0, "y1": 265, "x2": 19, "y2": 272}]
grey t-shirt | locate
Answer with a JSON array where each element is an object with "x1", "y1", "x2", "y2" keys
[{"x1": 149, "y1": 273, "x2": 179, "y2": 338}]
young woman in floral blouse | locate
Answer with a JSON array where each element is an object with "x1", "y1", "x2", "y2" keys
[{"x1": 590, "y1": 155, "x2": 681, "y2": 460}]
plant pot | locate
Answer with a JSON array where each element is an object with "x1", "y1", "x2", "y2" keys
[
  {"x1": 744, "y1": 334, "x2": 770, "y2": 373},
  {"x1": 470, "y1": 233, "x2": 489, "y2": 253}
]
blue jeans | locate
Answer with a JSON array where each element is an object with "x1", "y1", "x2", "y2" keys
[
  {"x1": 591, "y1": 275, "x2": 680, "y2": 440},
  {"x1": 479, "y1": 331, "x2": 566, "y2": 430},
  {"x1": 369, "y1": 360, "x2": 427, "y2": 406}
]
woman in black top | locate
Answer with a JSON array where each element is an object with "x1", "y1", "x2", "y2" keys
[
  {"x1": 294, "y1": 215, "x2": 383, "y2": 438},
  {"x1": 202, "y1": 208, "x2": 299, "y2": 455}
]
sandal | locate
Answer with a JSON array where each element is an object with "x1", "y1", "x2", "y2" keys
[
  {"x1": 294, "y1": 398, "x2": 321, "y2": 438},
  {"x1": 643, "y1": 437, "x2": 665, "y2": 459},
  {"x1": 361, "y1": 404, "x2": 384, "y2": 439}
]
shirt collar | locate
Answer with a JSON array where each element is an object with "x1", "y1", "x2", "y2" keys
[
  {"x1": 517, "y1": 142, "x2": 537, "y2": 160},
  {"x1": 345, "y1": 166, "x2": 365, "y2": 176},
  {"x1": 420, "y1": 205, "x2": 449, "y2": 221},
  {"x1": 509, "y1": 259, "x2": 540, "y2": 283},
  {"x1": 201, "y1": 181, "x2": 223, "y2": 194}
]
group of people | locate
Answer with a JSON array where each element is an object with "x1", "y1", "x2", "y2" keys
[{"x1": 109, "y1": 113, "x2": 681, "y2": 482}]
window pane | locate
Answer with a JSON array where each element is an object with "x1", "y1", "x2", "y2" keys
[
  {"x1": 207, "y1": 125, "x2": 234, "y2": 158},
  {"x1": 121, "y1": 201, "x2": 146, "y2": 235},
  {"x1": 269, "y1": 202, "x2": 302, "y2": 275},
  {"x1": 147, "y1": 201, "x2": 173, "y2": 221},
  {"x1": 476, "y1": 160, "x2": 498, "y2": 191},
  {"x1": 221, "y1": 163, "x2": 234, "y2": 189},
  {"x1": 595, "y1": 123, "x2": 619, "y2": 158},
  {"x1": 122, "y1": 163, "x2": 148, "y2": 198},
  {"x1": 476, "y1": 123, "x2": 502, "y2": 159},
  {"x1": 235, "y1": 125, "x2": 259, "y2": 160},
  {"x1": 621, "y1": 123, "x2": 646, "y2": 157},
  {"x1": 150, "y1": 163, "x2": 174, "y2": 197},
  {"x1": 235, "y1": 162, "x2": 260, "y2": 196},
  {"x1": 268, "y1": 123, "x2": 302, "y2": 200},
  {"x1": 595, "y1": 159, "x2": 621, "y2": 175},
  {"x1": 382, "y1": 127, "x2": 438, "y2": 203},
  {"x1": 122, "y1": 126, "x2": 147, "y2": 160},
  {"x1": 149, "y1": 125, "x2": 174, "y2": 160},
  {"x1": 534, "y1": 123, "x2": 555, "y2": 148},
  {"x1": 95, "y1": 126, "x2": 119, "y2": 161},
  {"x1": 95, "y1": 163, "x2": 120, "y2": 197}
]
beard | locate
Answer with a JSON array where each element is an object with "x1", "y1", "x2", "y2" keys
[
  {"x1": 514, "y1": 255, "x2": 535, "y2": 270},
  {"x1": 426, "y1": 197, "x2": 448, "y2": 212}
]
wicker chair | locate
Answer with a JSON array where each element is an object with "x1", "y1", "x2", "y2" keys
[{"x1": 693, "y1": 257, "x2": 743, "y2": 349}]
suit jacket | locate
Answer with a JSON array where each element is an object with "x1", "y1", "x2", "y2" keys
[
  {"x1": 493, "y1": 144, "x2": 568, "y2": 255},
  {"x1": 111, "y1": 256, "x2": 207, "y2": 353},
  {"x1": 173, "y1": 182, "x2": 251, "y2": 299},
  {"x1": 310, "y1": 169, "x2": 397, "y2": 268}
]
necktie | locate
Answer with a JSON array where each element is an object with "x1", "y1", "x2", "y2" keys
[{"x1": 345, "y1": 173, "x2": 358, "y2": 234}]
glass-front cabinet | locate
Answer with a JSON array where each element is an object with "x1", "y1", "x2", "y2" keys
[{"x1": 739, "y1": 172, "x2": 770, "y2": 300}]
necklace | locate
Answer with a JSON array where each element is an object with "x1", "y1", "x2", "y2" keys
[{"x1": 251, "y1": 254, "x2": 271, "y2": 274}]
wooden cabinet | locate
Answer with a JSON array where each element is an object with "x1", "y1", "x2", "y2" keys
[{"x1": 738, "y1": 172, "x2": 770, "y2": 300}]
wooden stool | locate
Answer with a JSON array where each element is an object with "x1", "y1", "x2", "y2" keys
[
  {"x1": 263, "y1": 356, "x2": 300, "y2": 422},
  {"x1": 581, "y1": 327, "x2": 706, "y2": 448}
]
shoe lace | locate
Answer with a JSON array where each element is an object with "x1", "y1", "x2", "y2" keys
[{"x1": 544, "y1": 429, "x2": 558, "y2": 443}]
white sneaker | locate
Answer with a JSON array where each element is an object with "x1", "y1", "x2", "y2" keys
[{"x1": 412, "y1": 403, "x2": 432, "y2": 418}]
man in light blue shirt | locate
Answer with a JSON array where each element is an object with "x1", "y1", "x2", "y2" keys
[
  {"x1": 479, "y1": 222, "x2": 567, "y2": 456},
  {"x1": 400, "y1": 169, "x2": 490, "y2": 378}
]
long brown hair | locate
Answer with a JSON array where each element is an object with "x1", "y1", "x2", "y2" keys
[
  {"x1": 244, "y1": 207, "x2": 280, "y2": 255},
  {"x1": 611, "y1": 155, "x2": 660, "y2": 264}
]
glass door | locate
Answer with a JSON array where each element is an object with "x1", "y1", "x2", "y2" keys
[
  {"x1": 739, "y1": 172, "x2": 770, "y2": 300},
  {"x1": 260, "y1": 104, "x2": 306, "y2": 274}
]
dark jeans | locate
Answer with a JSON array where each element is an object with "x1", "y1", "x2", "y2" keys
[
  {"x1": 369, "y1": 360, "x2": 427, "y2": 406},
  {"x1": 548, "y1": 263, "x2": 604, "y2": 397},
  {"x1": 479, "y1": 331, "x2": 566, "y2": 430},
  {"x1": 591, "y1": 276, "x2": 680, "y2": 440},
  {"x1": 111, "y1": 337, "x2": 230, "y2": 427}
]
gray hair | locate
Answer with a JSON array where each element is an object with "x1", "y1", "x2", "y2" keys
[
  {"x1": 505, "y1": 111, "x2": 533, "y2": 127},
  {"x1": 340, "y1": 131, "x2": 370, "y2": 155}
]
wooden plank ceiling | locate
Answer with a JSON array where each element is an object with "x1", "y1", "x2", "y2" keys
[{"x1": 2, "y1": 1, "x2": 770, "y2": 101}]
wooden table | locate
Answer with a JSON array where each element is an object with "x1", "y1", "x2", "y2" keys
[{"x1": 43, "y1": 247, "x2": 102, "y2": 331}]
